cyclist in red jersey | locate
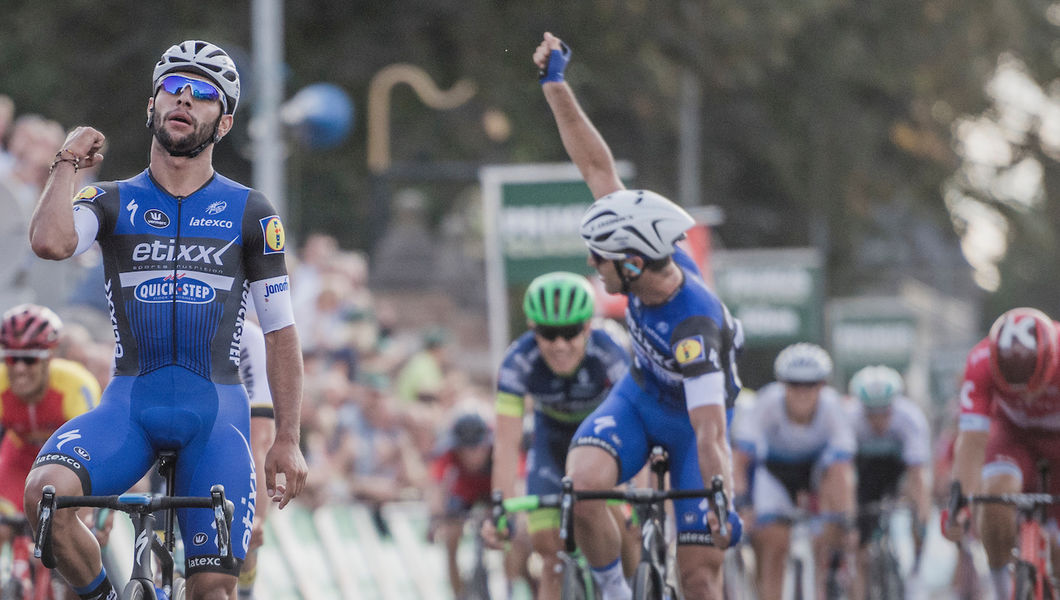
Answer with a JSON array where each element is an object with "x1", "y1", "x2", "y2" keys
[
  {"x1": 942, "y1": 307, "x2": 1060, "y2": 599},
  {"x1": 426, "y1": 412, "x2": 494, "y2": 599},
  {"x1": 0, "y1": 304, "x2": 100, "y2": 598}
]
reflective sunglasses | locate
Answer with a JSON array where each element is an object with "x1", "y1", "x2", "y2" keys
[
  {"x1": 535, "y1": 324, "x2": 584, "y2": 341},
  {"x1": 158, "y1": 74, "x2": 224, "y2": 106}
]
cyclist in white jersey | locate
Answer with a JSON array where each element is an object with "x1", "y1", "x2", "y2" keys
[
  {"x1": 731, "y1": 343, "x2": 856, "y2": 600},
  {"x1": 845, "y1": 365, "x2": 931, "y2": 600},
  {"x1": 236, "y1": 319, "x2": 273, "y2": 600}
]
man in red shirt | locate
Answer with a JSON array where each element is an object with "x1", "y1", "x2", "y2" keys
[
  {"x1": 943, "y1": 307, "x2": 1060, "y2": 599},
  {"x1": 0, "y1": 304, "x2": 99, "y2": 598},
  {"x1": 426, "y1": 412, "x2": 494, "y2": 599}
]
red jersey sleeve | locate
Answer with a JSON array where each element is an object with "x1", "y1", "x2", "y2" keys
[{"x1": 958, "y1": 338, "x2": 994, "y2": 432}]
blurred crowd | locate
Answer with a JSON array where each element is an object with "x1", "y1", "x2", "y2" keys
[{"x1": 0, "y1": 94, "x2": 496, "y2": 529}]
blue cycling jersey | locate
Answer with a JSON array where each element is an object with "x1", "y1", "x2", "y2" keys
[
  {"x1": 71, "y1": 170, "x2": 289, "y2": 384},
  {"x1": 624, "y1": 249, "x2": 742, "y2": 409}
]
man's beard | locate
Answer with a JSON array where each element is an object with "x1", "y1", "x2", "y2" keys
[{"x1": 151, "y1": 110, "x2": 218, "y2": 155}]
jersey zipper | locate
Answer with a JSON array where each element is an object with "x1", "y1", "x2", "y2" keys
[{"x1": 172, "y1": 196, "x2": 184, "y2": 363}]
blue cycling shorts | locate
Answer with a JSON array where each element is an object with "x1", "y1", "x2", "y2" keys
[
  {"x1": 570, "y1": 374, "x2": 733, "y2": 545},
  {"x1": 34, "y1": 366, "x2": 253, "y2": 576}
]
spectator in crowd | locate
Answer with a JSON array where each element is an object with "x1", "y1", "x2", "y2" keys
[{"x1": 396, "y1": 327, "x2": 450, "y2": 405}]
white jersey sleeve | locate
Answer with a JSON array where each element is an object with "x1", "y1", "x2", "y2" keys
[
  {"x1": 239, "y1": 320, "x2": 273, "y2": 417},
  {"x1": 894, "y1": 397, "x2": 931, "y2": 465}
]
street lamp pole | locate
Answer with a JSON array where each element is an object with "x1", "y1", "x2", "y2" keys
[{"x1": 252, "y1": 0, "x2": 286, "y2": 219}]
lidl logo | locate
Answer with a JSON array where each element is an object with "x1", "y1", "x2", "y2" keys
[
  {"x1": 673, "y1": 336, "x2": 706, "y2": 365},
  {"x1": 260, "y1": 216, "x2": 286, "y2": 254},
  {"x1": 74, "y1": 186, "x2": 105, "y2": 202}
]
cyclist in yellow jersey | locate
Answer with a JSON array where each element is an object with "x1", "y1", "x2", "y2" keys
[{"x1": 0, "y1": 304, "x2": 99, "y2": 599}]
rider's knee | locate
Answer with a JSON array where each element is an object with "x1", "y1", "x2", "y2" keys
[
  {"x1": 187, "y1": 572, "x2": 237, "y2": 600},
  {"x1": 23, "y1": 466, "x2": 82, "y2": 522}
]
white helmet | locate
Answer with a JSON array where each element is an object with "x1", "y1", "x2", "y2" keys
[
  {"x1": 153, "y1": 40, "x2": 240, "y2": 115},
  {"x1": 849, "y1": 365, "x2": 904, "y2": 410},
  {"x1": 579, "y1": 190, "x2": 695, "y2": 260},
  {"x1": 774, "y1": 343, "x2": 833, "y2": 384}
]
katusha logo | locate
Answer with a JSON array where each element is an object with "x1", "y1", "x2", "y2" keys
[
  {"x1": 135, "y1": 273, "x2": 216, "y2": 304},
  {"x1": 144, "y1": 209, "x2": 171, "y2": 229}
]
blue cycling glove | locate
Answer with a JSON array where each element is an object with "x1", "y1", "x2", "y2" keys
[
  {"x1": 539, "y1": 42, "x2": 572, "y2": 84},
  {"x1": 727, "y1": 510, "x2": 744, "y2": 546}
]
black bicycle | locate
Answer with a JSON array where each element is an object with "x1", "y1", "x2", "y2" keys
[
  {"x1": 859, "y1": 501, "x2": 904, "y2": 600},
  {"x1": 567, "y1": 446, "x2": 728, "y2": 600},
  {"x1": 34, "y1": 452, "x2": 234, "y2": 600}
]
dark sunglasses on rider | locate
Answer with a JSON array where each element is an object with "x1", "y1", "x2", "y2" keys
[
  {"x1": 535, "y1": 324, "x2": 584, "y2": 341},
  {"x1": 158, "y1": 74, "x2": 223, "y2": 104},
  {"x1": 2, "y1": 350, "x2": 49, "y2": 367}
]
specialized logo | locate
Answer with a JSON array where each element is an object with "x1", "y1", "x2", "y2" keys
[
  {"x1": 56, "y1": 429, "x2": 82, "y2": 450},
  {"x1": 206, "y1": 200, "x2": 227, "y2": 215},
  {"x1": 74, "y1": 186, "x2": 105, "y2": 202},
  {"x1": 673, "y1": 336, "x2": 706, "y2": 365},
  {"x1": 188, "y1": 217, "x2": 234, "y2": 229},
  {"x1": 193, "y1": 532, "x2": 209, "y2": 546},
  {"x1": 126, "y1": 198, "x2": 139, "y2": 226},
  {"x1": 592, "y1": 415, "x2": 617, "y2": 435},
  {"x1": 260, "y1": 215, "x2": 286, "y2": 254},
  {"x1": 132, "y1": 238, "x2": 237, "y2": 266},
  {"x1": 134, "y1": 273, "x2": 216, "y2": 304},
  {"x1": 74, "y1": 446, "x2": 90, "y2": 461},
  {"x1": 135, "y1": 529, "x2": 150, "y2": 566},
  {"x1": 144, "y1": 209, "x2": 171, "y2": 229}
]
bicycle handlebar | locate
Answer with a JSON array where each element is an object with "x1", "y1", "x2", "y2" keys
[{"x1": 35, "y1": 484, "x2": 235, "y2": 570}]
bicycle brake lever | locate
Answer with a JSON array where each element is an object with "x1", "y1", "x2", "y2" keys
[
  {"x1": 210, "y1": 484, "x2": 234, "y2": 568},
  {"x1": 710, "y1": 475, "x2": 728, "y2": 540},
  {"x1": 490, "y1": 490, "x2": 508, "y2": 537},
  {"x1": 559, "y1": 478, "x2": 576, "y2": 554},
  {"x1": 35, "y1": 485, "x2": 57, "y2": 569}
]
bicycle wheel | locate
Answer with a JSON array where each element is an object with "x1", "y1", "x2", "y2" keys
[
  {"x1": 171, "y1": 578, "x2": 186, "y2": 600},
  {"x1": 631, "y1": 563, "x2": 663, "y2": 600},
  {"x1": 1, "y1": 577, "x2": 24, "y2": 600},
  {"x1": 120, "y1": 580, "x2": 153, "y2": 600},
  {"x1": 462, "y1": 563, "x2": 491, "y2": 600},
  {"x1": 1013, "y1": 561, "x2": 1037, "y2": 600},
  {"x1": 561, "y1": 562, "x2": 588, "y2": 600}
]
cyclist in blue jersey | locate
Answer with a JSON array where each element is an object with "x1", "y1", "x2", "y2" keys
[
  {"x1": 25, "y1": 40, "x2": 308, "y2": 600},
  {"x1": 534, "y1": 32, "x2": 743, "y2": 600},
  {"x1": 485, "y1": 271, "x2": 635, "y2": 600}
]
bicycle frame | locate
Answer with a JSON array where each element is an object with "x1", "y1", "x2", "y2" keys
[{"x1": 949, "y1": 462, "x2": 1060, "y2": 600}]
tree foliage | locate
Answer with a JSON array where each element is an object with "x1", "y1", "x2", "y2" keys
[{"x1": 2, "y1": 0, "x2": 1057, "y2": 306}]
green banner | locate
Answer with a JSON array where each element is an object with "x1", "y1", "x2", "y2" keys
[
  {"x1": 712, "y1": 248, "x2": 824, "y2": 345},
  {"x1": 828, "y1": 297, "x2": 918, "y2": 385},
  {"x1": 499, "y1": 180, "x2": 596, "y2": 284}
]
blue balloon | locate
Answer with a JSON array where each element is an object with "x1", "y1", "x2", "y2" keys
[{"x1": 283, "y1": 83, "x2": 354, "y2": 149}]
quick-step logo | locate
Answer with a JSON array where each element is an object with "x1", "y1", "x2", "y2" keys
[{"x1": 135, "y1": 273, "x2": 216, "y2": 304}]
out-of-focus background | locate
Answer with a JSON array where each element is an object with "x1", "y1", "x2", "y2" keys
[{"x1": 2, "y1": 1, "x2": 1059, "y2": 597}]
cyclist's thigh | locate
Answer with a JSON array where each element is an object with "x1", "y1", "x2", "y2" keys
[
  {"x1": 173, "y1": 380, "x2": 251, "y2": 576},
  {"x1": 569, "y1": 376, "x2": 649, "y2": 485},
  {"x1": 982, "y1": 417, "x2": 1032, "y2": 493},
  {"x1": 187, "y1": 571, "x2": 237, "y2": 597},
  {"x1": 35, "y1": 377, "x2": 155, "y2": 496},
  {"x1": 751, "y1": 468, "x2": 799, "y2": 527},
  {"x1": 527, "y1": 416, "x2": 578, "y2": 535}
]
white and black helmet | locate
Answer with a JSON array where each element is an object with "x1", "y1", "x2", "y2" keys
[
  {"x1": 774, "y1": 343, "x2": 833, "y2": 384},
  {"x1": 579, "y1": 190, "x2": 695, "y2": 260},
  {"x1": 153, "y1": 40, "x2": 240, "y2": 115}
]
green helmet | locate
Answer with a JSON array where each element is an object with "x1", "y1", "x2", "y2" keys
[
  {"x1": 849, "y1": 365, "x2": 904, "y2": 410},
  {"x1": 523, "y1": 272, "x2": 595, "y2": 326}
]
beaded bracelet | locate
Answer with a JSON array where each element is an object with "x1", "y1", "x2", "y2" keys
[{"x1": 49, "y1": 148, "x2": 80, "y2": 174}]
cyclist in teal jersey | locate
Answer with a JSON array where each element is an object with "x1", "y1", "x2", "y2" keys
[
  {"x1": 25, "y1": 40, "x2": 308, "y2": 600},
  {"x1": 486, "y1": 271, "x2": 634, "y2": 600}
]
